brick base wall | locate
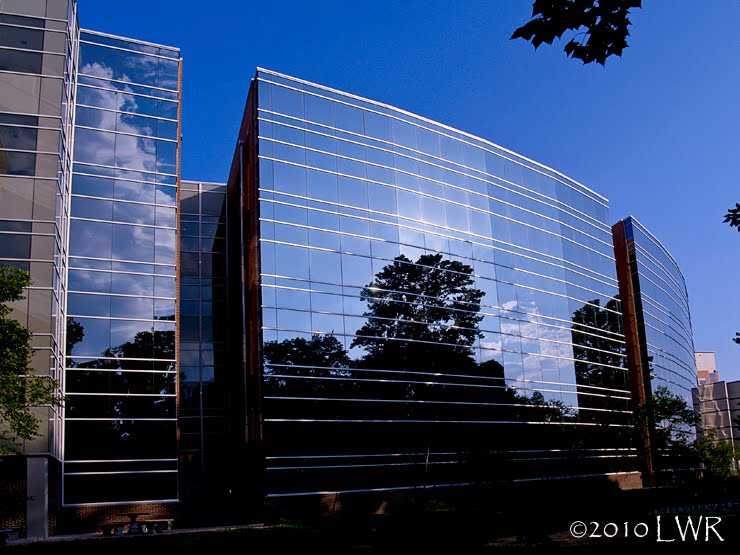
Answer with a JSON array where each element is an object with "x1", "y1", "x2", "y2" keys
[
  {"x1": 55, "y1": 502, "x2": 178, "y2": 535},
  {"x1": 0, "y1": 457, "x2": 26, "y2": 531}
]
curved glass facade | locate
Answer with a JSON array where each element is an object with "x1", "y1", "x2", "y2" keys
[
  {"x1": 619, "y1": 217, "x2": 696, "y2": 401},
  {"x1": 241, "y1": 69, "x2": 637, "y2": 496}
]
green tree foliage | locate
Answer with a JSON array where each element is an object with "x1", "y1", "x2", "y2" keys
[
  {"x1": 351, "y1": 253, "x2": 484, "y2": 373},
  {"x1": 0, "y1": 266, "x2": 62, "y2": 453},
  {"x1": 650, "y1": 385, "x2": 699, "y2": 451},
  {"x1": 698, "y1": 429, "x2": 736, "y2": 479},
  {"x1": 512, "y1": 0, "x2": 642, "y2": 65}
]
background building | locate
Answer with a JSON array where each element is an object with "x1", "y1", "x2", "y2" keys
[
  {"x1": 694, "y1": 379, "x2": 739, "y2": 446},
  {"x1": 693, "y1": 353, "x2": 738, "y2": 471},
  {"x1": 696, "y1": 351, "x2": 720, "y2": 385},
  {"x1": 694, "y1": 378, "x2": 740, "y2": 475}
]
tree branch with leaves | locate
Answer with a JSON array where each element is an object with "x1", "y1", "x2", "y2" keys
[
  {"x1": 650, "y1": 385, "x2": 699, "y2": 452},
  {"x1": 724, "y1": 203, "x2": 740, "y2": 232},
  {"x1": 512, "y1": 0, "x2": 642, "y2": 65}
]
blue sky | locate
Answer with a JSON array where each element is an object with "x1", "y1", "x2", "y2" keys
[{"x1": 77, "y1": 0, "x2": 740, "y2": 380}]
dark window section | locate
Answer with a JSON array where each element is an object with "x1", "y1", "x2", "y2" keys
[
  {"x1": 0, "y1": 114, "x2": 38, "y2": 151},
  {"x1": 64, "y1": 471, "x2": 177, "y2": 505},
  {"x1": 66, "y1": 395, "x2": 175, "y2": 419},
  {"x1": 66, "y1": 370, "x2": 175, "y2": 395},
  {"x1": 0, "y1": 221, "x2": 31, "y2": 232},
  {"x1": 0, "y1": 233, "x2": 30, "y2": 259},
  {"x1": 0, "y1": 150, "x2": 35, "y2": 175},
  {"x1": 0, "y1": 17, "x2": 44, "y2": 50},
  {"x1": 0, "y1": 48, "x2": 41, "y2": 74},
  {"x1": 64, "y1": 419, "x2": 176, "y2": 460}
]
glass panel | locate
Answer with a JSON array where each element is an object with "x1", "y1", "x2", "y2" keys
[
  {"x1": 71, "y1": 317, "x2": 111, "y2": 357},
  {"x1": 74, "y1": 128, "x2": 116, "y2": 166},
  {"x1": 68, "y1": 269, "x2": 111, "y2": 294},
  {"x1": 158, "y1": 100, "x2": 178, "y2": 120},
  {"x1": 71, "y1": 197, "x2": 113, "y2": 220},
  {"x1": 68, "y1": 293, "x2": 111, "y2": 317},
  {"x1": 72, "y1": 174, "x2": 115, "y2": 199},
  {"x1": 112, "y1": 201, "x2": 155, "y2": 225},
  {"x1": 114, "y1": 180, "x2": 156, "y2": 203},
  {"x1": 112, "y1": 224, "x2": 154, "y2": 262},
  {"x1": 156, "y1": 140, "x2": 177, "y2": 174},
  {"x1": 155, "y1": 185, "x2": 176, "y2": 206},
  {"x1": 111, "y1": 296, "x2": 153, "y2": 319},
  {"x1": 114, "y1": 134, "x2": 157, "y2": 172},
  {"x1": 119, "y1": 50, "x2": 159, "y2": 86},
  {"x1": 75, "y1": 106, "x2": 117, "y2": 131},
  {"x1": 111, "y1": 273, "x2": 154, "y2": 296},
  {"x1": 69, "y1": 220, "x2": 112, "y2": 258},
  {"x1": 158, "y1": 58, "x2": 179, "y2": 91},
  {"x1": 155, "y1": 228, "x2": 176, "y2": 264}
]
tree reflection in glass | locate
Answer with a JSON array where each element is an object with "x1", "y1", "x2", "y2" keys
[
  {"x1": 351, "y1": 254, "x2": 483, "y2": 374},
  {"x1": 260, "y1": 252, "x2": 641, "y2": 490},
  {"x1": 570, "y1": 297, "x2": 627, "y2": 420},
  {"x1": 65, "y1": 316, "x2": 175, "y2": 454}
]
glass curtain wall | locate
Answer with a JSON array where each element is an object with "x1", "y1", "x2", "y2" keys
[
  {"x1": 252, "y1": 69, "x2": 636, "y2": 496},
  {"x1": 621, "y1": 217, "x2": 697, "y2": 402},
  {"x1": 63, "y1": 30, "x2": 180, "y2": 505},
  {"x1": 178, "y1": 180, "x2": 229, "y2": 500}
]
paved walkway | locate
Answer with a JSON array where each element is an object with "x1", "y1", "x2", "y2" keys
[{"x1": 8, "y1": 523, "x2": 268, "y2": 545}]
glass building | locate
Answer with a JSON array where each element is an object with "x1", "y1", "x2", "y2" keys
[
  {"x1": 64, "y1": 30, "x2": 181, "y2": 505},
  {"x1": 0, "y1": 0, "x2": 700, "y2": 536},
  {"x1": 227, "y1": 69, "x2": 637, "y2": 498}
]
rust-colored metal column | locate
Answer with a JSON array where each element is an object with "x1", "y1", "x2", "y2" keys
[{"x1": 225, "y1": 78, "x2": 265, "y2": 517}]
